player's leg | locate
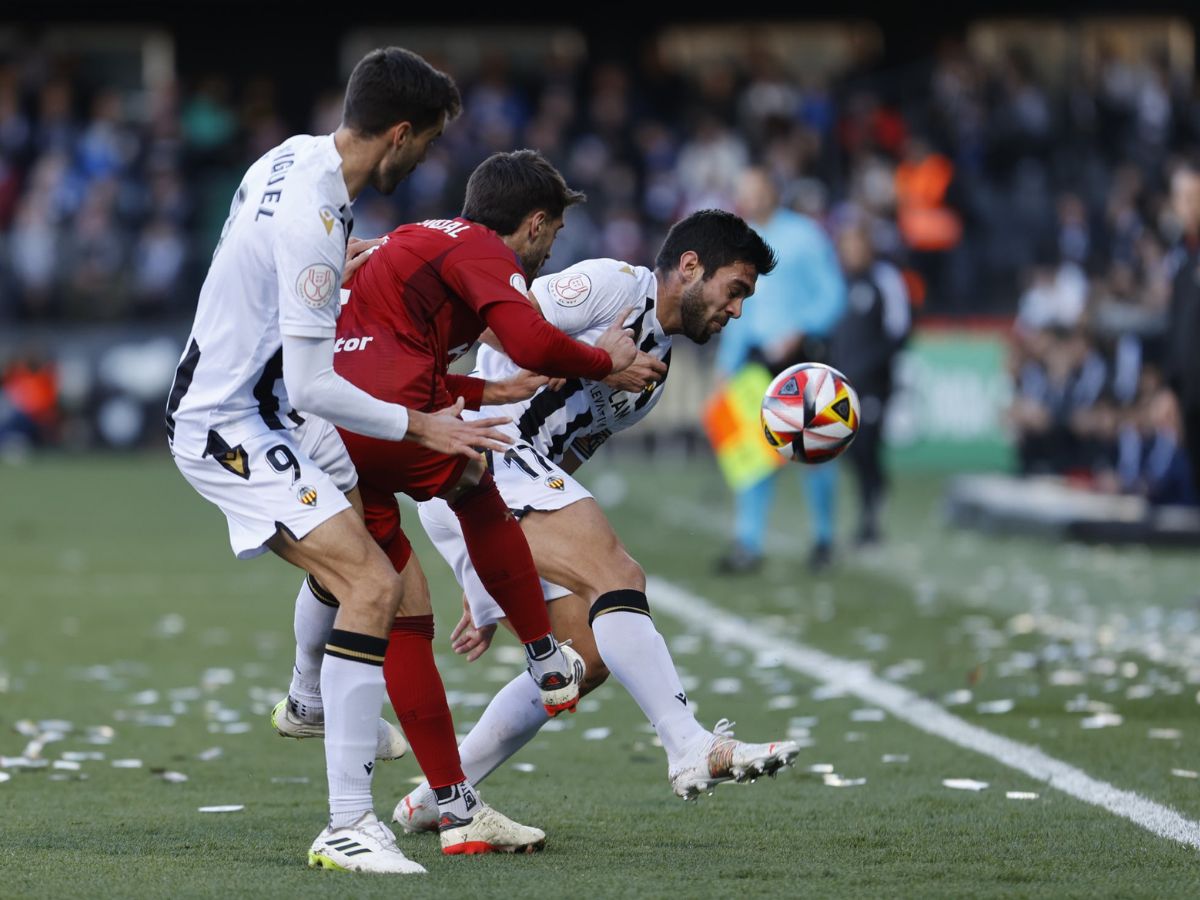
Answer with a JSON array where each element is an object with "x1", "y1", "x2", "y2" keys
[
  {"x1": 172, "y1": 427, "x2": 421, "y2": 873},
  {"x1": 396, "y1": 593, "x2": 597, "y2": 834},
  {"x1": 266, "y1": 507, "x2": 424, "y2": 873},
  {"x1": 438, "y1": 455, "x2": 583, "y2": 715},
  {"x1": 520, "y1": 498, "x2": 713, "y2": 760},
  {"x1": 379, "y1": 540, "x2": 544, "y2": 854},
  {"x1": 803, "y1": 460, "x2": 837, "y2": 570},
  {"x1": 275, "y1": 420, "x2": 407, "y2": 759},
  {"x1": 718, "y1": 474, "x2": 775, "y2": 573}
]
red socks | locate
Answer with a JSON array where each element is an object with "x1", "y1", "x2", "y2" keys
[
  {"x1": 384, "y1": 615, "x2": 465, "y2": 790},
  {"x1": 448, "y1": 474, "x2": 552, "y2": 644}
]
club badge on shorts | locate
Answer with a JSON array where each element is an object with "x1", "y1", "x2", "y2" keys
[
  {"x1": 297, "y1": 485, "x2": 318, "y2": 507},
  {"x1": 545, "y1": 475, "x2": 565, "y2": 491}
]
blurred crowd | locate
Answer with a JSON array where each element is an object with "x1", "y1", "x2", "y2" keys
[{"x1": 2, "y1": 27, "x2": 1200, "y2": 509}]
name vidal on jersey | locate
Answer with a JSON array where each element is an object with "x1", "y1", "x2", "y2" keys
[
  {"x1": 256, "y1": 146, "x2": 296, "y2": 220},
  {"x1": 421, "y1": 218, "x2": 470, "y2": 238}
]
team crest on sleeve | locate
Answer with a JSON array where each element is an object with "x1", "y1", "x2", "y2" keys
[
  {"x1": 549, "y1": 272, "x2": 591, "y2": 307},
  {"x1": 296, "y1": 485, "x2": 318, "y2": 506},
  {"x1": 545, "y1": 475, "x2": 565, "y2": 491},
  {"x1": 510, "y1": 273, "x2": 527, "y2": 293},
  {"x1": 297, "y1": 263, "x2": 337, "y2": 309}
]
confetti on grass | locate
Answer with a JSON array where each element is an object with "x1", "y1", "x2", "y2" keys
[
  {"x1": 1007, "y1": 792, "x2": 1039, "y2": 800},
  {"x1": 943, "y1": 779, "x2": 989, "y2": 791},
  {"x1": 198, "y1": 805, "x2": 244, "y2": 813}
]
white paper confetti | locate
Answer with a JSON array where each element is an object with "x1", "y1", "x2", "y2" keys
[
  {"x1": 582, "y1": 727, "x2": 611, "y2": 741},
  {"x1": 0, "y1": 772, "x2": 9, "y2": 784},
  {"x1": 198, "y1": 805, "x2": 244, "y2": 813},
  {"x1": 977, "y1": 699, "x2": 1015, "y2": 715},
  {"x1": 197, "y1": 747, "x2": 223, "y2": 762},
  {"x1": 159, "y1": 771, "x2": 189, "y2": 783},
  {"x1": 1080, "y1": 713, "x2": 1123, "y2": 729},
  {"x1": 14, "y1": 720, "x2": 39, "y2": 737},
  {"x1": 1006, "y1": 791, "x2": 1039, "y2": 800},
  {"x1": 513, "y1": 763, "x2": 536, "y2": 773},
  {"x1": 1171, "y1": 769, "x2": 1199, "y2": 779},
  {"x1": 766, "y1": 695, "x2": 798, "y2": 711},
  {"x1": 881, "y1": 754, "x2": 909, "y2": 764},
  {"x1": 807, "y1": 764, "x2": 834, "y2": 774},
  {"x1": 60, "y1": 752, "x2": 104, "y2": 762},
  {"x1": 222, "y1": 722, "x2": 251, "y2": 735},
  {"x1": 52, "y1": 760, "x2": 81, "y2": 771},
  {"x1": 710, "y1": 678, "x2": 742, "y2": 695},
  {"x1": 111, "y1": 759, "x2": 143, "y2": 769},
  {"x1": 1050, "y1": 670, "x2": 1086, "y2": 687},
  {"x1": 1149, "y1": 729, "x2": 1182, "y2": 740},
  {"x1": 943, "y1": 779, "x2": 989, "y2": 791},
  {"x1": 38, "y1": 719, "x2": 73, "y2": 733},
  {"x1": 943, "y1": 690, "x2": 972, "y2": 707},
  {"x1": 269, "y1": 776, "x2": 310, "y2": 784},
  {"x1": 823, "y1": 774, "x2": 866, "y2": 787}
]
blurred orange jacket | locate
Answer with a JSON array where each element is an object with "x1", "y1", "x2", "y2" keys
[{"x1": 895, "y1": 153, "x2": 962, "y2": 252}]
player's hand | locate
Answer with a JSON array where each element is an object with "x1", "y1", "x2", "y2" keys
[
  {"x1": 602, "y1": 350, "x2": 668, "y2": 394},
  {"x1": 450, "y1": 597, "x2": 496, "y2": 662},
  {"x1": 343, "y1": 237, "x2": 383, "y2": 285},
  {"x1": 405, "y1": 398, "x2": 513, "y2": 459},
  {"x1": 595, "y1": 306, "x2": 638, "y2": 374},
  {"x1": 483, "y1": 369, "x2": 550, "y2": 405}
]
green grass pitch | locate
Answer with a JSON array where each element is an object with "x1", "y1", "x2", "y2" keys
[{"x1": 2, "y1": 454, "x2": 1199, "y2": 898}]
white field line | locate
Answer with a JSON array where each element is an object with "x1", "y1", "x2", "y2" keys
[{"x1": 647, "y1": 575, "x2": 1200, "y2": 852}]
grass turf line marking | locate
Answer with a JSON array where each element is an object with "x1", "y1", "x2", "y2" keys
[{"x1": 647, "y1": 575, "x2": 1200, "y2": 852}]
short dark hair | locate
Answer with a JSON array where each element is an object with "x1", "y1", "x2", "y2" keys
[
  {"x1": 654, "y1": 209, "x2": 778, "y2": 279},
  {"x1": 342, "y1": 47, "x2": 461, "y2": 136},
  {"x1": 461, "y1": 150, "x2": 586, "y2": 235}
]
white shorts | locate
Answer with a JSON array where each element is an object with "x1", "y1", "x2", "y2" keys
[
  {"x1": 416, "y1": 444, "x2": 591, "y2": 628},
  {"x1": 172, "y1": 418, "x2": 354, "y2": 559}
]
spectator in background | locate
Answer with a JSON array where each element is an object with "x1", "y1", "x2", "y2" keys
[
  {"x1": 0, "y1": 349, "x2": 58, "y2": 454},
  {"x1": 1014, "y1": 238, "x2": 1088, "y2": 337},
  {"x1": 1165, "y1": 162, "x2": 1200, "y2": 494},
  {"x1": 714, "y1": 167, "x2": 846, "y2": 574},
  {"x1": 1008, "y1": 327, "x2": 1109, "y2": 475},
  {"x1": 893, "y1": 134, "x2": 963, "y2": 310},
  {"x1": 830, "y1": 215, "x2": 911, "y2": 546},
  {"x1": 1114, "y1": 385, "x2": 1196, "y2": 505}
]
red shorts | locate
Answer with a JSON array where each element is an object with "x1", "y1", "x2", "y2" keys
[{"x1": 341, "y1": 428, "x2": 471, "y2": 575}]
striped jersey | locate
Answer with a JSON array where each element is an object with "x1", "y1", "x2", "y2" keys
[
  {"x1": 469, "y1": 257, "x2": 670, "y2": 464},
  {"x1": 165, "y1": 134, "x2": 351, "y2": 456}
]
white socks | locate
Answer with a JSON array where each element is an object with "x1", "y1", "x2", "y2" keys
[
  {"x1": 591, "y1": 600, "x2": 708, "y2": 761},
  {"x1": 289, "y1": 575, "x2": 338, "y2": 719},
  {"x1": 458, "y1": 673, "x2": 548, "y2": 784},
  {"x1": 323, "y1": 629, "x2": 387, "y2": 829}
]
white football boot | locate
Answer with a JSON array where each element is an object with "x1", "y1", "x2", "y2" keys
[
  {"x1": 668, "y1": 718, "x2": 801, "y2": 800},
  {"x1": 529, "y1": 643, "x2": 586, "y2": 717},
  {"x1": 308, "y1": 811, "x2": 427, "y2": 874},
  {"x1": 271, "y1": 697, "x2": 408, "y2": 761},
  {"x1": 437, "y1": 801, "x2": 546, "y2": 855},
  {"x1": 393, "y1": 783, "x2": 439, "y2": 834}
]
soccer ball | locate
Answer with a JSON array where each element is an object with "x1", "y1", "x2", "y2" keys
[{"x1": 760, "y1": 362, "x2": 860, "y2": 464}]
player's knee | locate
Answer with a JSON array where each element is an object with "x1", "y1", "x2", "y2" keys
[
  {"x1": 614, "y1": 553, "x2": 645, "y2": 592},
  {"x1": 345, "y1": 563, "x2": 402, "y2": 620}
]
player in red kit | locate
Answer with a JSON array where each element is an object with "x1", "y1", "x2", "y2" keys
[{"x1": 278, "y1": 150, "x2": 637, "y2": 855}]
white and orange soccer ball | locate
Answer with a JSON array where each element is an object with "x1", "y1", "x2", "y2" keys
[{"x1": 760, "y1": 362, "x2": 860, "y2": 464}]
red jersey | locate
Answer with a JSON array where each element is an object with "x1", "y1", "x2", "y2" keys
[{"x1": 335, "y1": 217, "x2": 611, "y2": 413}]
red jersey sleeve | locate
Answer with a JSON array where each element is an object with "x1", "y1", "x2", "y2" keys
[
  {"x1": 442, "y1": 374, "x2": 486, "y2": 410},
  {"x1": 442, "y1": 243, "x2": 612, "y2": 380}
]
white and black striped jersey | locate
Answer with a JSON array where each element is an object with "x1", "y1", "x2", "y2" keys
[
  {"x1": 469, "y1": 257, "x2": 670, "y2": 464},
  {"x1": 165, "y1": 134, "x2": 351, "y2": 456}
]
